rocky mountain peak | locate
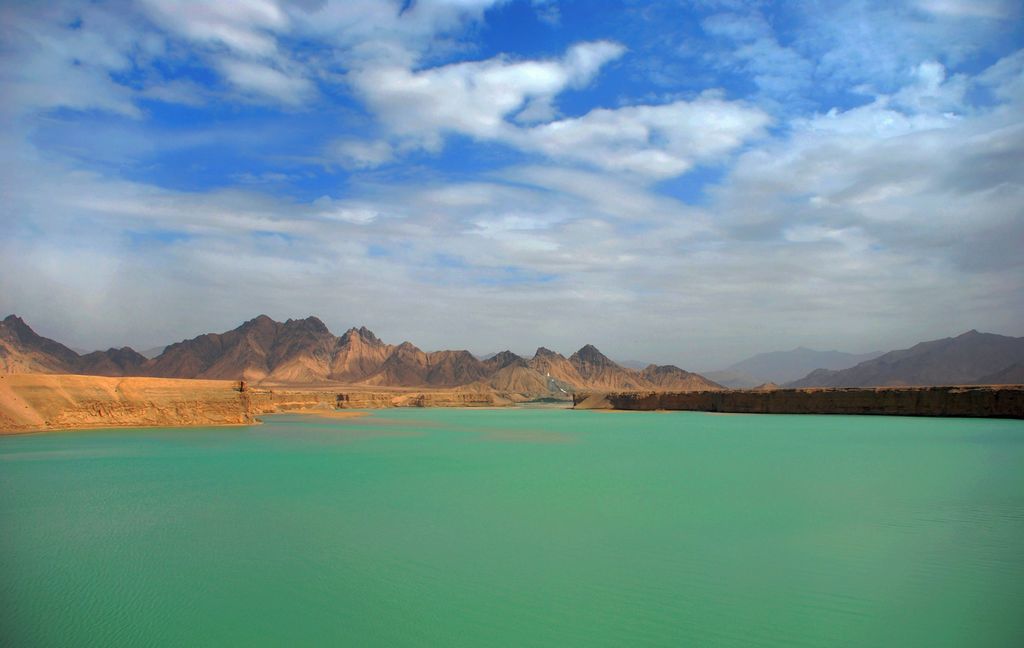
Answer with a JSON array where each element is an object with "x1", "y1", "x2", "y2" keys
[
  {"x1": 343, "y1": 326, "x2": 383, "y2": 346},
  {"x1": 358, "y1": 326, "x2": 382, "y2": 345},
  {"x1": 0, "y1": 313, "x2": 80, "y2": 367},
  {"x1": 1, "y1": 314, "x2": 40, "y2": 341},
  {"x1": 570, "y1": 344, "x2": 613, "y2": 366},
  {"x1": 237, "y1": 314, "x2": 279, "y2": 336},
  {"x1": 532, "y1": 346, "x2": 563, "y2": 359},
  {"x1": 487, "y1": 350, "x2": 527, "y2": 370},
  {"x1": 284, "y1": 316, "x2": 329, "y2": 335}
]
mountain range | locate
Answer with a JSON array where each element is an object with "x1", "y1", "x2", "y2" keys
[
  {"x1": 0, "y1": 314, "x2": 722, "y2": 396},
  {"x1": 5, "y1": 315, "x2": 1020, "y2": 392},
  {"x1": 786, "y1": 330, "x2": 1024, "y2": 387}
]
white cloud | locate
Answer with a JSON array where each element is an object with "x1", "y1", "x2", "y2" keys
[
  {"x1": 350, "y1": 42, "x2": 768, "y2": 179},
  {"x1": 0, "y1": 3, "x2": 144, "y2": 118},
  {"x1": 515, "y1": 92, "x2": 771, "y2": 178},
  {"x1": 892, "y1": 61, "x2": 968, "y2": 113},
  {"x1": 351, "y1": 40, "x2": 626, "y2": 149}
]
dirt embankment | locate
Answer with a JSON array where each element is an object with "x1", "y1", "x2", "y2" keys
[
  {"x1": 0, "y1": 374, "x2": 557, "y2": 434},
  {"x1": 573, "y1": 385, "x2": 1024, "y2": 418}
]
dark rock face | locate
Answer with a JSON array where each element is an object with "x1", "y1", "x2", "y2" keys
[{"x1": 574, "y1": 386, "x2": 1024, "y2": 419}]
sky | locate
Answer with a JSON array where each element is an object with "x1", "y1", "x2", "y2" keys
[{"x1": 1, "y1": 0, "x2": 1022, "y2": 369}]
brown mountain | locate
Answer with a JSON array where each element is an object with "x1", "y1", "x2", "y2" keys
[
  {"x1": 787, "y1": 330, "x2": 1024, "y2": 387},
  {"x1": 146, "y1": 315, "x2": 338, "y2": 382},
  {"x1": 639, "y1": 364, "x2": 723, "y2": 391}
]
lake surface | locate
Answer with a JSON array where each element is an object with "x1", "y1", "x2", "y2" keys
[{"x1": 2, "y1": 409, "x2": 1023, "y2": 647}]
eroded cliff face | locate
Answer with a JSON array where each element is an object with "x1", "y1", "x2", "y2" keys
[
  {"x1": 335, "y1": 390, "x2": 516, "y2": 408},
  {"x1": 0, "y1": 374, "x2": 259, "y2": 433},
  {"x1": 573, "y1": 386, "x2": 1024, "y2": 419}
]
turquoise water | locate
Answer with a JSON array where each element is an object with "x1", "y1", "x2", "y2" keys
[{"x1": 2, "y1": 409, "x2": 1023, "y2": 647}]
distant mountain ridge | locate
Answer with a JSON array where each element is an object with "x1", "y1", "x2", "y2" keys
[
  {"x1": 786, "y1": 330, "x2": 1024, "y2": 387},
  {"x1": 0, "y1": 314, "x2": 723, "y2": 396},
  {"x1": 706, "y1": 346, "x2": 885, "y2": 387}
]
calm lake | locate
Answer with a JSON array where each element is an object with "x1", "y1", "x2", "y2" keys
[{"x1": 2, "y1": 409, "x2": 1023, "y2": 647}]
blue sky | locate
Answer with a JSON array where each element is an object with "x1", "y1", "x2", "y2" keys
[{"x1": 1, "y1": 0, "x2": 1022, "y2": 367}]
